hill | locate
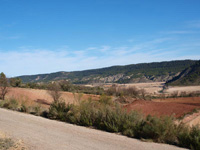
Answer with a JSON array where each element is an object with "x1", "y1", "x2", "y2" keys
[
  {"x1": 17, "y1": 60, "x2": 197, "y2": 84},
  {"x1": 166, "y1": 60, "x2": 200, "y2": 86}
]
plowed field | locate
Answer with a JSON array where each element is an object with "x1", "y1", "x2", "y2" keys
[{"x1": 124, "y1": 97, "x2": 200, "y2": 118}]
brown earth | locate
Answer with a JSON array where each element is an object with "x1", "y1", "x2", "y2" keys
[
  {"x1": 124, "y1": 99, "x2": 200, "y2": 118},
  {"x1": 6, "y1": 87, "x2": 100, "y2": 107},
  {"x1": 153, "y1": 97, "x2": 200, "y2": 104},
  {"x1": 5, "y1": 87, "x2": 200, "y2": 120}
]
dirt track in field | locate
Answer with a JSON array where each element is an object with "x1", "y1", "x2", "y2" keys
[{"x1": 0, "y1": 108, "x2": 186, "y2": 150}]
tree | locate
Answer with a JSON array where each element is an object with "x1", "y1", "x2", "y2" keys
[
  {"x1": 59, "y1": 80, "x2": 73, "y2": 91},
  {"x1": 139, "y1": 89, "x2": 147, "y2": 100},
  {"x1": 0, "y1": 72, "x2": 9, "y2": 100},
  {"x1": 9, "y1": 77, "x2": 22, "y2": 87},
  {"x1": 48, "y1": 82, "x2": 62, "y2": 102}
]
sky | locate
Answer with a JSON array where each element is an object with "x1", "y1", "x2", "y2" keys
[{"x1": 0, "y1": 0, "x2": 200, "y2": 77}]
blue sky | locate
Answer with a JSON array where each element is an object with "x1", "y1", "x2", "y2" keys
[{"x1": 0, "y1": 0, "x2": 200, "y2": 77}]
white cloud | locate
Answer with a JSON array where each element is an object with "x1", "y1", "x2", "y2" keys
[
  {"x1": 86, "y1": 47, "x2": 97, "y2": 50},
  {"x1": 99, "y1": 46, "x2": 111, "y2": 52},
  {"x1": 0, "y1": 33, "x2": 199, "y2": 77}
]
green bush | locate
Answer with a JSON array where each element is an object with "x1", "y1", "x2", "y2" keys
[
  {"x1": 29, "y1": 104, "x2": 43, "y2": 116},
  {"x1": 97, "y1": 105, "x2": 123, "y2": 132},
  {"x1": 65, "y1": 104, "x2": 80, "y2": 124},
  {"x1": 39, "y1": 98, "x2": 200, "y2": 150},
  {"x1": 79, "y1": 101, "x2": 98, "y2": 126},
  {"x1": 48, "y1": 100, "x2": 71, "y2": 121},
  {"x1": 0, "y1": 99, "x2": 19, "y2": 110},
  {"x1": 138, "y1": 115, "x2": 178, "y2": 144},
  {"x1": 121, "y1": 111, "x2": 144, "y2": 138},
  {"x1": 177, "y1": 125, "x2": 200, "y2": 149},
  {"x1": 99, "y1": 95, "x2": 113, "y2": 105},
  {"x1": 19, "y1": 102, "x2": 30, "y2": 113}
]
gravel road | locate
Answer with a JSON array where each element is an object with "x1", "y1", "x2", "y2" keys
[{"x1": 0, "y1": 108, "x2": 186, "y2": 150}]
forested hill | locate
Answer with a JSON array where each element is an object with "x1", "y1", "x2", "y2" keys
[
  {"x1": 166, "y1": 60, "x2": 200, "y2": 86},
  {"x1": 18, "y1": 60, "x2": 197, "y2": 84}
]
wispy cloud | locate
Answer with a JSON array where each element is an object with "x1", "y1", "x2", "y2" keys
[
  {"x1": 160, "y1": 30, "x2": 195, "y2": 34},
  {"x1": 127, "y1": 39, "x2": 135, "y2": 43},
  {"x1": 1, "y1": 20, "x2": 200, "y2": 77},
  {"x1": 187, "y1": 20, "x2": 200, "y2": 28},
  {"x1": 99, "y1": 46, "x2": 111, "y2": 52},
  {"x1": 0, "y1": 35, "x2": 21, "y2": 40},
  {"x1": 1, "y1": 37, "x2": 198, "y2": 77},
  {"x1": 86, "y1": 47, "x2": 97, "y2": 50}
]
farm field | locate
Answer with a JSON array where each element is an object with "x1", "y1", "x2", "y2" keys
[
  {"x1": 5, "y1": 86, "x2": 200, "y2": 120},
  {"x1": 6, "y1": 87, "x2": 99, "y2": 107},
  {"x1": 2, "y1": 85, "x2": 200, "y2": 149},
  {"x1": 165, "y1": 86, "x2": 200, "y2": 94},
  {"x1": 91, "y1": 82, "x2": 164, "y2": 94},
  {"x1": 123, "y1": 83, "x2": 200, "y2": 95},
  {"x1": 99, "y1": 82, "x2": 200, "y2": 95},
  {"x1": 124, "y1": 97, "x2": 200, "y2": 118},
  {"x1": 153, "y1": 97, "x2": 200, "y2": 103}
]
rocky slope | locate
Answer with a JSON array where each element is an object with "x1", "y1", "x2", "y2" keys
[
  {"x1": 17, "y1": 60, "x2": 197, "y2": 84},
  {"x1": 166, "y1": 60, "x2": 200, "y2": 86}
]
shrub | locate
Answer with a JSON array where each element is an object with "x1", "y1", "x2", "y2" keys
[
  {"x1": 121, "y1": 111, "x2": 144, "y2": 138},
  {"x1": 43, "y1": 98, "x2": 200, "y2": 150},
  {"x1": 48, "y1": 83, "x2": 62, "y2": 102},
  {"x1": 138, "y1": 115, "x2": 178, "y2": 144},
  {"x1": 0, "y1": 138, "x2": 14, "y2": 150},
  {"x1": 97, "y1": 105, "x2": 123, "y2": 132},
  {"x1": 65, "y1": 104, "x2": 80, "y2": 124},
  {"x1": 29, "y1": 104, "x2": 42, "y2": 116},
  {"x1": 0, "y1": 72, "x2": 9, "y2": 100},
  {"x1": 79, "y1": 101, "x2": 98, "y2": 126},
  {"x1": 106, "y1": 85, "x2": 146, "y2": 99},
  {"x1": 99, "y1": 95, "x2": 113, "y2": 105},
  {"x1": 0, "y1": 99, "x2": 19, "y2": 110},
  {"x1": 177, "y1": 125, "x2": 200, "y2": 149},
  {"x1": 48, "y1": 100, "x2": 70, "y2": 121}
]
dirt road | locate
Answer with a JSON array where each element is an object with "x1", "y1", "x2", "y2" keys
[{"x1": 0, "y1": 108, "x2": 186, "y2": 150}]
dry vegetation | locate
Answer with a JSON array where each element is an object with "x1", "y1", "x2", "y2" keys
[
  {"x1": 0, "y1": 131, "x2": 26, "y2": 150},
  {"x1": 1, "y1": 79, "x2": 200, "y2": 149},
  {"x1": 6, "y1": 87, "x2": 99, "y2": 107}
]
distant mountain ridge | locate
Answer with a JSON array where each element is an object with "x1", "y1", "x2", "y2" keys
[
  {"x1": 166, "y1": 60, "x2": 200, "y2": 86},
  {"x1": 17, "y1": 60, "x2": 198, "y2": 84}
]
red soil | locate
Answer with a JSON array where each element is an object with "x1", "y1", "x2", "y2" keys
[
  {"x1": 124, "y1": 99, "x2": 200, "y2": 118},
  {"x1": 153, "y1": 97, "x2": 200, "y2": 104}
]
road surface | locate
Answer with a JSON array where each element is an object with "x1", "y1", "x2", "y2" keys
[{"x1": 0, "y1": 108, "x2": 186, "y2": 150}]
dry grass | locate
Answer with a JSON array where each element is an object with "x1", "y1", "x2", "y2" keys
[
  {"x1": 165, "y1": 86, "x2": 200, "y2": 94},
  {"x1": 0, "y1": 131, "x2": 26, "y2": 150},
  {"x1": 101, "y1": 82, "x2": 200, "y2": 96},
  {"x1": 6, "y1": 87, "x2": 100, "y2": 107}
]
